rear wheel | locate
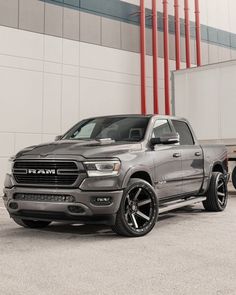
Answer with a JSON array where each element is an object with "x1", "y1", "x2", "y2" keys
[
  {"x1": 12, "y1": 217, "x2": 51, "y2": 228},
  {"x1": 203, "y1": 172, "x2": 228, "y2": 212},
  {"x1": 112, "y1": 178, "x2": 158, "y2": 237},
  {"x1": 232, "y1": 167, "x2": 236, "y2": 190}
]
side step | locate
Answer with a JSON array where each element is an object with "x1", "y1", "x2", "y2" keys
[{"x1": 159, "y1": 197, "x2": 206, "y2": 214}]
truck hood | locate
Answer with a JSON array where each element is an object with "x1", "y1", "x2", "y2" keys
[{"x1": 15, "y1": 140, "x2": 142, "y2": 160}]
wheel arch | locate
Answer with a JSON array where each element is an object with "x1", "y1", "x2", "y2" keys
[
  {"x1": 122, "y1": 167, "x2": 154, "y2": 188},
  {"x1": 200, "y1": 161, "x2": 225, "y2": 195},
  {"x1": 212, "y1": 162, "x2": 224, "y2": 174}
]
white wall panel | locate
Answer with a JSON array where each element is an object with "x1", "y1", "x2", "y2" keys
[
  {"x1": 0, "y1": 159, "x2": 9, "y2": 190},
  {"x1": 44, "y1": 35, "x2": 63, "y2": 63},
  {"x1": 15, "y1": 133, "x2": 42, "y2": 152},
  {"x1": 42, "y1": 73, "x2": 61, "y2": 134},
  {"x1": 228, "y1": 0, "x2": 236, "y2": 34},
  {"x1": 61, "y1": 75, "x2": 80, "y2": 132},
  {"x1": 42, "y1": 134, "x2": 57, "y2": 143},
  {"x1": 0, "y1": 67, "x2": 43, "y2": 133},
  {"x1": 0, "y1": 134, "x2": 15, "y2": 157},
  {"x1": 0, "y1": 55, "x2": 43, "y2": 72},
  {"x1": 80, "y1": 42, "x2": 141, "y2": 76},
  {"x1": 206, "y1": 0, "x2": 230, "y2": 32},
  {"x1": 0, "y1": 26, "x2": 44, "y2": 59},
  {"x1": 44, "y1": 61, "x2": 62, "y2": 75},
  {"x1": 62, "y1": 38, "x2": 80, "y2": 66},
  {"x1": 79, "y1": 78, "x2": 141, "y2": 119}
]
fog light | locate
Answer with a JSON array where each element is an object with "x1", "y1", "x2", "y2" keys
[
  {"x1": 91, "y1": 196, "x2": 112, "y2": 206},
  {"x1": 9, "y1": 202, "x2": 18, "y2": 210},
  {"x1": 68, "y1": 205, "x2": 85, "y2": 214}
]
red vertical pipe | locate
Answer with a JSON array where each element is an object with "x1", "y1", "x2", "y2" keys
[
  {"x1": 184, "y1": 0, "x2": 191, "y2": 68},
  {"x1": 152, "y1": 0, "x2": 159, "y2": 114},
  {"x1": 163, "y1": 0, "x2": 170, "y2": 115},
  {"x1": 140, "y1": 0, "x2": 146, "y2": 115},
  {"x1": 174, "y1": 0, "x2": 181, "y2": 70},
  {"x1": 195, "y1": 0, "x2": 201, "y2": 66}
]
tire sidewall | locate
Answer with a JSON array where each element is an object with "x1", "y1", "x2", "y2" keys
[
  {"x1": 212, "y1": 172, "x2": 228, "y2": 211},
  {"x1": 232, "y1": 167, "x2": 236, "y2": 190}
]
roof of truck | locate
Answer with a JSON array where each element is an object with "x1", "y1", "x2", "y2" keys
[{"x1": 85, "y1": 114, "x2": 186, "y2": 120}]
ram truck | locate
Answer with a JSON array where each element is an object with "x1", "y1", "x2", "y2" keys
[{"x1": 3, "y1": 115, "x2": 229, "y2": 237}]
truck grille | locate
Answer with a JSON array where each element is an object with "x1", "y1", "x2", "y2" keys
[
  {"x1": 13, "y1": 161, "x2": 79, "y2": 186},
  {"x1": 14, "y1": 193, "x2": 75, "y2": 203}
]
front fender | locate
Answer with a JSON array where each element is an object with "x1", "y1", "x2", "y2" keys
[{"x1": 122, "y1": 166, "x2": 154, "y2": 188}]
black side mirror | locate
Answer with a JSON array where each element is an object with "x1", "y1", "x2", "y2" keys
[
  {"x1": 55, "y1": 135, "x2": 62, "y2": 141},
  {"x1": 150, "y1": 133, "x2": 180, "y2": 146}
]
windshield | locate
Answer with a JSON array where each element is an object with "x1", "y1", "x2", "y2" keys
[{"x1": 63, "y1": 116, "x2": 150, "y2": 142}]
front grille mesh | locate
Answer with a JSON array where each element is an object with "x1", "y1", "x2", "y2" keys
[
  {"x1": 14, "y1": 193, "x2": 75, "y2": 203},
  {"x1": 13, "y1": 161, "x2": 79, "y2": 186}
]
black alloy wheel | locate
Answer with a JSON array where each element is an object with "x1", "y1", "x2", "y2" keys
[
  {"x1": 203, "y1": 172, "x2": 228, "y2": 212},
  {"x1": 112, "y1": 178, "x2": 158, "y2": 237}
]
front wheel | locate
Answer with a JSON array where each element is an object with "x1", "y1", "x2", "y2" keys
[
  {"x1": 203, "y1": 172, "x2": 228, "y2": 212},
  {"x1": 12, "y1": 217, "x2": 51, "y2": 228},
  {"x1": 112, "y1": 178, "x2": 158, "y2": 237}
]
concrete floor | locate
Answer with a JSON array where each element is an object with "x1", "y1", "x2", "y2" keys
[{"x1": 0, "y1": 197, "x2": 236, "y2": 295}]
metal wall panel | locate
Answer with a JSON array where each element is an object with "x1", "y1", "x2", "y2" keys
[
  {"x1": 121, "y1": 22, "x2": 139, "y2": 53},
  {"x1": 63, "y1": 6, "x2": 80, "y2": 40},
  {"x1": 101, "y1": 17, "x2": 121, "y2": 49},
  {"x1": 45, "y1": 1, "x2": 63, "y2": 37},
  {"x1": 0, "y1": 0, "x2": 18, "y2": 28},
  {"x1": 80, "y1": 12, "x2": 101, "y2": 45},
  {"x1": 19, "y1": 0, "x2": 45, "y2": 34}
]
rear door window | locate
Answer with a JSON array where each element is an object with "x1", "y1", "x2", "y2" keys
[{"x1": 172, "y1": 120, "x2": 194, "y2": 145}]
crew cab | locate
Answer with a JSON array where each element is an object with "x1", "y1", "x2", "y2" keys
[{"x1": 3, "y1": 115, "x2": 229, "y2": 237}]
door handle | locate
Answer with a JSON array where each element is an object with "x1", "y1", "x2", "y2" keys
[
  {"x1": 173, "y1": 153, "x2": 181, "y2": 158},
  {"x1": 195, "y1": 152, "x2": 202, "y2": 157}
]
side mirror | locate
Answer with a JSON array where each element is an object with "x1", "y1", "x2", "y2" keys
[
  {"x1": 55, "y1": 135, "x2": 62, "y2": 141},
  {"x1": 150, "y1": 133, "x2": 180, "y2": 146}
]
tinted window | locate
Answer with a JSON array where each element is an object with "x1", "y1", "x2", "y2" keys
[
  {"x1": 172, "y1": 120, "x2": 194, "y2": 145},
  {"x1": 152, "y1": 119, "x2": 172, "y2": 138},
  {"x1": 64, "y1": 117, "x2": 150, "y2": 142}
]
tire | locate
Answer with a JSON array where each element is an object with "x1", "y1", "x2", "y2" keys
[
  {"x1": 203, "y1": 172, "x2": 228, "y2": 212},
  {"x1": 12, "y1": 217, "x2": 51, "y2": 228},
  {"x1": 112, "y1": 178, "x2": 158, "y2": 237},
  {"x1": 232, "y1": 167, "x2": 236, "y2": 190}
]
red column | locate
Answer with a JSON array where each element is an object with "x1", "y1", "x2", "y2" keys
[
  {"x1": 163, "y1": 0, "x2": 170, "y2": 115},
  {"x1": 195, "y1": 0, "x2": 201, "y2": 66},
  {"x1": 140, "y1": 0, "x2": 146, "y2": 115},
  {"x1": 184, "y1": 0, "x2": 191, "y2": 68},
  {"x1": 174, "y1": 0, "x2": 181, "y2": 70},
  {"x1": 152, "y1": 0, "x2": 159, "y2": 114}
]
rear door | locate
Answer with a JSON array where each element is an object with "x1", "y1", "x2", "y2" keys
[
  {"x1": 171, "y1": 120, "x2": 204, "y2": 195},
  {"x1": 152, "y1": 119, "x2": 183, "y2": 199}
]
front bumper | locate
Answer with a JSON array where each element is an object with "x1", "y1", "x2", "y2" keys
[{"x1": 3, "y1": 186, "x2": 123, "y2": 225}]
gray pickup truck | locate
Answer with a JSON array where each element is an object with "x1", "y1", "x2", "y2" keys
[{"x1": 3, "y1": 115, "x2": 229, "y2": 237}]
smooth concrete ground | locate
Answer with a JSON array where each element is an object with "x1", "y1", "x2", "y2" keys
[{"x1": 0, "y1": 196, "x2": 236, "y2": 295}]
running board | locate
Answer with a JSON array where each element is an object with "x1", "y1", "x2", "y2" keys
[{"x1": 159, "y1": 197, "x2": 206, "y2": 214}]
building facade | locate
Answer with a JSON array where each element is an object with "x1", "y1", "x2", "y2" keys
[{"x1": 0, "y1": 0, "x2": 236, "y2": 186}]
